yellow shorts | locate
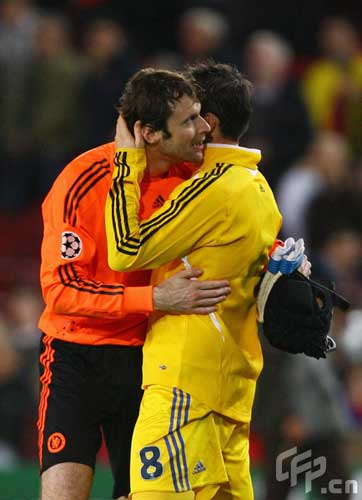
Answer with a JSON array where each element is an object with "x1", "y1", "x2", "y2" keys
[{"x1": 130, "y1": 385, "x2": 253, "y2": 500}]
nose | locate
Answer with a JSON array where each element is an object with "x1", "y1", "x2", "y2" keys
[{"x1": 197, "y1": 115, "x2": 211, "y2": 134}]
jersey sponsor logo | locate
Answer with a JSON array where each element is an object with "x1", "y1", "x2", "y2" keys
[
  {"x1": 61, "y1": 232, "x2": 82, "y2": 259},
  {"x1": 192, "y1": 460, "x2": 206, "y2": 474},
  {"x1": 152, "y1": 194, "x2": 165, "y2": 209},
  {"x1": 47, "y1": 432, "x2": 66, "y2": 453}
]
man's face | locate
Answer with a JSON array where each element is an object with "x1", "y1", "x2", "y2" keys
[{"x1": 159, "y1": 95, "x2": 210, "y2": 164}]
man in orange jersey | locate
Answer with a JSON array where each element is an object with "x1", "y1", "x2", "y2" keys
[{"x1": 38, "y1": 73, "x2": 230, "y2": 500}]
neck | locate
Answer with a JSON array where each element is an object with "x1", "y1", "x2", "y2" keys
[
  {"x1": 211, "y1": 128, "x2": 238, "y2": 146},
  {"x1": 213, "y1": 138, "x2": 238, "y2": 146},
  {"x1": 145, "y1": 146, "x2": 172, "y2": 177}
]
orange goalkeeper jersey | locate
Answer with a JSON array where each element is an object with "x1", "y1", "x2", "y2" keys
[{"x1": 39, "y1": 142, "x2": 191, "y2": 346}]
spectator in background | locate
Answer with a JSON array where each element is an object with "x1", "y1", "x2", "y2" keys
[
  {"x1": 341, "y1": 310, "x2": 362, "y2": 367},
  {"x1": 177, "y1": 7, "x2": 236, "y2": 65},
  {"x1": 307, "y1": 225, "x2": 362, "y2": 307},
  {"x1": 336, "y1": 311, "x2": 362, "y2": 483},
  {"x1": 345, "y1": 362, "x2": 362, "y2": 428},
  {"x1": 277, "y1": 130, "x2": 350, "y2": 241},
  {"x1": 0, "y1": 0, "x2": 41, "y2": 211},
  {"x1": 0, "y1": 301, "x2": 40, "y2": 468},
  {"x1": 242, "y1": 30, "x2": 313, "y2": 189},
  {"x1": 6, "y1": 285, "x2": 42, "y2": 393},
  {"x1": 254, "y1": 342, "x2": 350, "y2": 500},
  {"x1": 0, "y1": 316, "x2": 23, "y2": 469},
  {"x1": 22, "y1": 14, "x2": 87, "y2": 198},
  {"x1": 0, "y1": 0, "x2": 40, "y2": 68},
  {"x1": 82, "y1": 18, "x2": 139, "y2": 148},
  {"x1": 304, "y1": 155, "x2": 362, "y2": 306},
  {"x1": 303, "y1": 17, "x2": 362, "y2": 156},
  {"x1": 3, "y1": 285, "x2": 42, "y2": 460}
]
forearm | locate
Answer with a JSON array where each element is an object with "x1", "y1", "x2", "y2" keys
[
  {"x1": 42, "y1": 264, "x2": 154, "y2": 318},
  {"x1": 106, "y1": 148, "x2": 148, "y2": 270}
]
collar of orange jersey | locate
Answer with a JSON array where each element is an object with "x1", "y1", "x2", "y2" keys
[{"x1": 199, "y1": 143, "x2": 262, "y2": 172}]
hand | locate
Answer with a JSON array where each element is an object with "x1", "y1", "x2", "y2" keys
[
  {"x1": 115, "y1": 115, "x2": 145, "y2": 149},
  {"x1": 153, "y1": 268, "x2": 231, "y2": 314}
]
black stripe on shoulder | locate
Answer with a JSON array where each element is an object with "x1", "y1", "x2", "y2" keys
[
  {"x1": 70, "y1": 169, "x2": 110, "y2": 226},
  {"x1": 63, "y1": 158, "x2": 109, "y2": 224}
]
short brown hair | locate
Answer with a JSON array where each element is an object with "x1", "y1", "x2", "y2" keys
[{"x1": 119, "y1": 68, "x2": 197, "y2": 138}]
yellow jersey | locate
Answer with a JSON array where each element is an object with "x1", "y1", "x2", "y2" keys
[{"x1": 106, "y1": 144, "x2": 282, "y2": 422}]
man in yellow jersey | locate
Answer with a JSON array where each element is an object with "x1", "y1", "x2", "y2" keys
[{"x1": 105, "y1": 63, "x2": 282, "y2": 499}]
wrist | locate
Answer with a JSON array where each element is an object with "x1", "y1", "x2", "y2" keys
[
  {"x1": 115, "y1": 148, "x2": 146, "y2": 160},
  {"x1": 114, "y1": 148, "x2": 147, "y2": 181},
  {"x1": 153, "y1": 285, "x2": 162, "y2": 311}
]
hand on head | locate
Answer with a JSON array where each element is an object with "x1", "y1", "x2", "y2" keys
[{"x1": 115, "y1": 115, "x2": 145, "y2": 149}]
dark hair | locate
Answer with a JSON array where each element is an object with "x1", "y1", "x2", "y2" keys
[
  {"x1": 118, "y1": 68, "x2": 196, "y2": 138},
  {"x1": 185, "y1": 61, "x2": 253, "y2": 141}
]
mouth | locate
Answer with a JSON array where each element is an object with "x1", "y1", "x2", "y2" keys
[{"x1": 192, "y1": 138, "x2": 206, "y2": 151}]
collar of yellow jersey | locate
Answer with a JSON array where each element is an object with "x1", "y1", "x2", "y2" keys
[{"x1": 200, "y1": 143, "x2": 261, "y2": 172}]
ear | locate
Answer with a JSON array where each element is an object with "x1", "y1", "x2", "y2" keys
[
  {"x1": 203, "y1": 112, "x2": 219, "y2": 133},
  {"x1": 141, "y1": 125, "x2": 163, "y2": 145}
]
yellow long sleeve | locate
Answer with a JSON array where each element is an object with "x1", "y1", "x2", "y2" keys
[{"x1": 106, "y1": 148, "x2": 233, "y2": 271}]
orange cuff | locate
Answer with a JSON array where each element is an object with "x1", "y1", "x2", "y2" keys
[
  {"x1": 269, "y1": 239, "x2": 284, "y2": 256},
  {"x1": 122, "y1": 286, "x2": 154, "y2": 314}
]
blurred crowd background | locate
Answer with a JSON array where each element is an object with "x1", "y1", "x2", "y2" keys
[{"x1": 0, "y1": 0, "x2": 361, "y2": 498}]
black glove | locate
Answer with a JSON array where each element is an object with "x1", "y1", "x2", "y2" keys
[{"x1": 257, "y1": 271, "x2": 349, "y2": 359}]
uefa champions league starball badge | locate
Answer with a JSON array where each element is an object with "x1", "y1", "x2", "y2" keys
[{"x1": 61, "y1": 231, "x2": 82, "y2": 259}]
